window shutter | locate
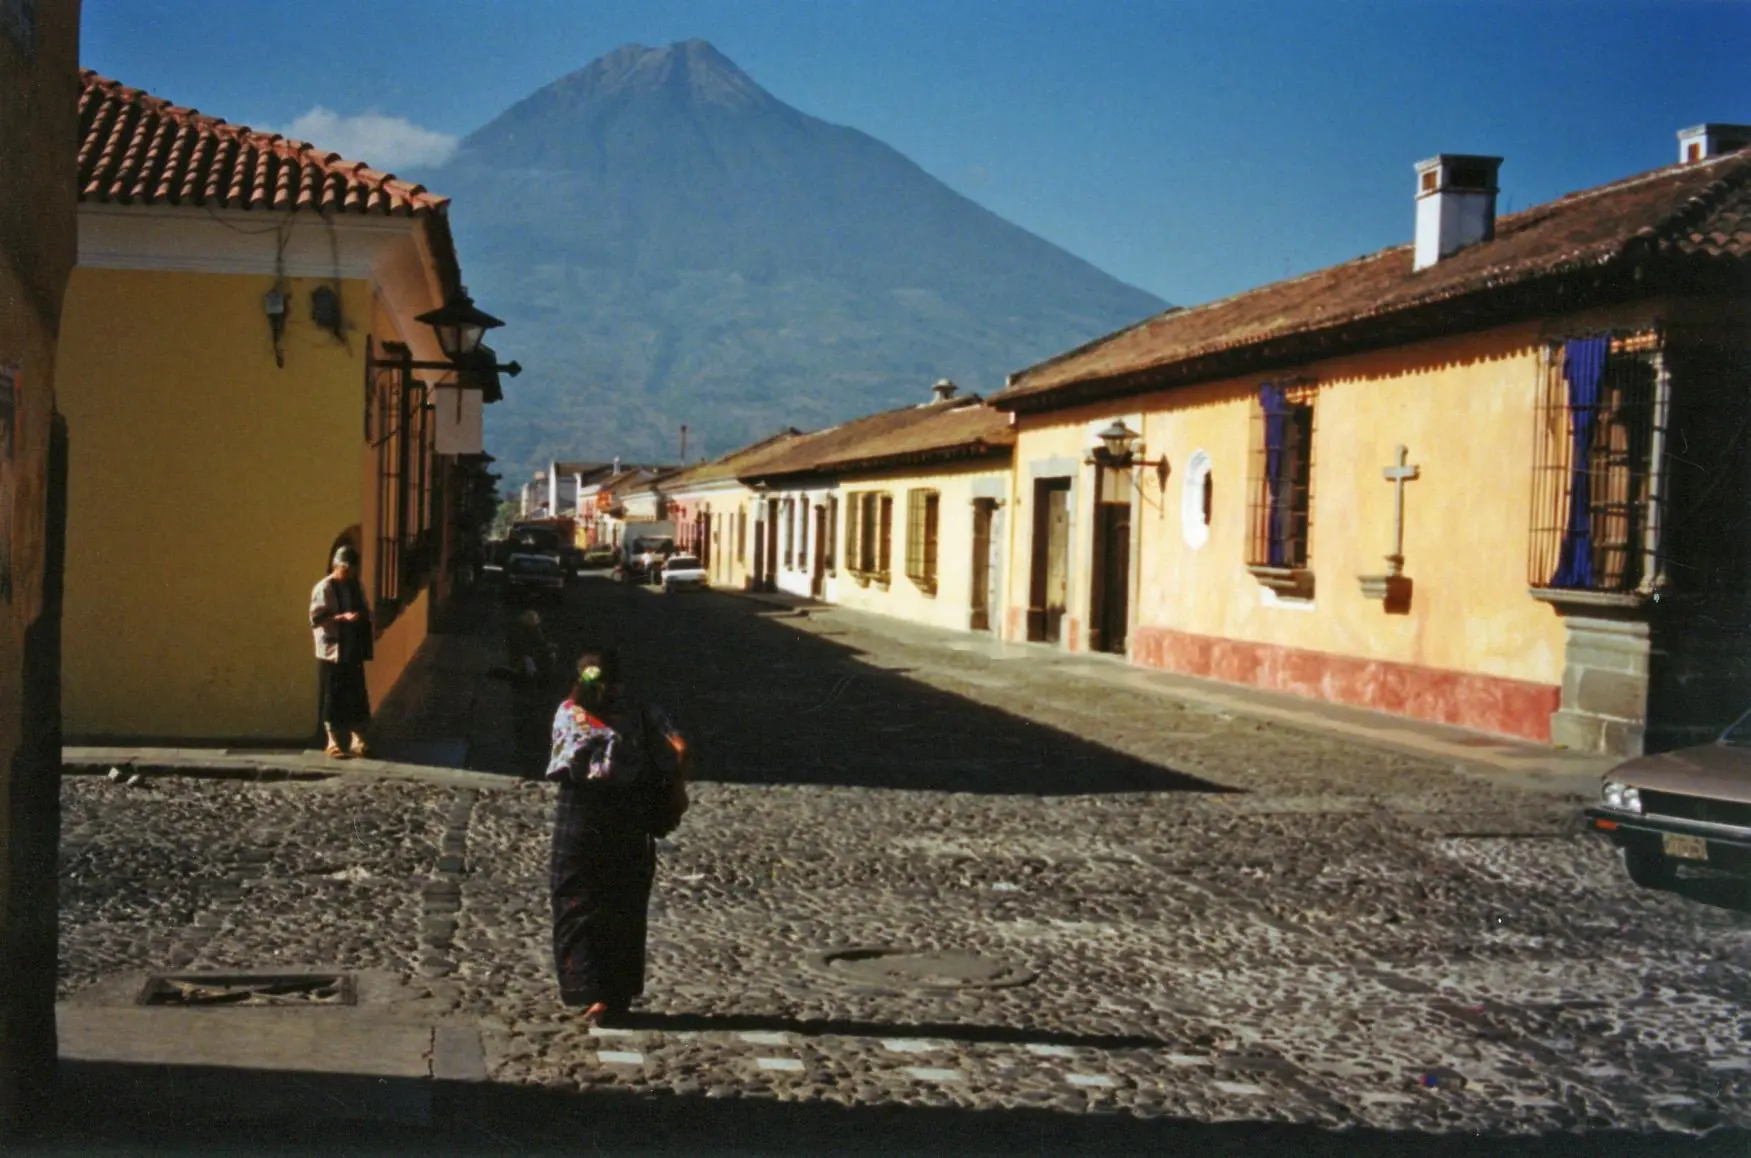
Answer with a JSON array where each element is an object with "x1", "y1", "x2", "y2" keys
[
  {"x1": 878, "y1": 494, "x2": 893, "y2": 576},
  {"x1": 845, "y1": 494, "x2": 862, "y2": 572},
  {"x1": 924, "y1": 492, "x2": 939, "y2": 587},
  {"x1": 826, "y1": 496, "x2": 838, "y2": 572}
]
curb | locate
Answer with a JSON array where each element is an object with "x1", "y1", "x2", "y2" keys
[{"x1": 64, "y1": 749, "x2": 523, "y2": 793}]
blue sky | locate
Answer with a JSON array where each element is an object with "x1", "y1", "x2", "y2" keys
[{"x1": 85, "y1": 0, "x2": 1748, "y2": 306}]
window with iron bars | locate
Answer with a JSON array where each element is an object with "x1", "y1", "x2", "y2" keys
[
  {"x1": 367, "y1": 349, "x2": 437, "y2": 627},
  {"x1": 1246, "y1": 382, "x2": 1317, "y2": 572},
  {"x1": 905, "y1": 488, "x2": 940, "y2": 593},
  {"x1": 844, "y1": 491, "x2": 893, "y2": 578},
  {"x1": 1528, "y1": 332, "x2": 1663, "y2": 595}
]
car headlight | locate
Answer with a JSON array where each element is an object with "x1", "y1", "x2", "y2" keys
[{"x1": 1602, "y1": 781, "x2": 1644, "y2": 814}]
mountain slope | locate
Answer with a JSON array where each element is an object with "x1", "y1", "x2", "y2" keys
[{"x1": 425, "y1": 40, "x2": 1166, "y2": 478}]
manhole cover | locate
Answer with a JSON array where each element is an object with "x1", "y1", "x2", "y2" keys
[
  {"x1": 807, "y1": 946, "x2": 1035, "y2": 991},
  {"x1": 137, "y1": 972, "x2": 357, "y2": 1007}
]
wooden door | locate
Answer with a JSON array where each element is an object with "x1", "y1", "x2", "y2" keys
[
  {"x1": 1028, "y1": 478, "x2": 1071, "y2": 642},
  {"x1": 970, "y1": 499, "x2": 994, "y2": 631},
  {"x1": 811, "y1": 505, "x2": 827, "y2": 597},
  {"x1": 764, "y1": 499, "x2": 780, "y2": 590},
  {"x1": 1093, "y1": 496, "x2": 1131, "y2": 654}
]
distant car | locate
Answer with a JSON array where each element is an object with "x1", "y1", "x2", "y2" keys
[
  {"x1": 503, "y1": 553, "x2": 565, "y2": 606},
  {"x1": 560, "y1": 547, "x2": 586, "y2": 581},
  {"x1": 1585, "y1": 707, "x2": 1751, "y2": 889},
  {"x1": 660, "y1": 554, "x2": 707, "y2": 593},
  {"x1": 581, "y1": 544, "x2": 620, "y2": 570}
]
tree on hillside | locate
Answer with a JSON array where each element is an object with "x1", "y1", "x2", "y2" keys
[{"x1": 490, "y1": 497, "x2": 521, "y2": 539}]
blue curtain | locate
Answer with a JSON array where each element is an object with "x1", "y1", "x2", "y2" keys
[
  {"x1": 1259, "y1": 383, "x2": 1290, "y2": 566},
  {"x1": 1550, "y1": 335, "x2": 1610, "y2": 588}
]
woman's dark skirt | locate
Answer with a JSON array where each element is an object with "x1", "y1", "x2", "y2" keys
[
  {"x1": 550, "y1": 781, "x2": 655, "y2": 1010},
  {"x1": 318, "y1": 660, "x2": 372, "y2": 729}
]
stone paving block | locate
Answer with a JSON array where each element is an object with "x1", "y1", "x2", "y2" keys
[
  {"x1": 1211, "y1": 1080, "x2": 1268, "y2": 1096},
  {"x1": 904, "y1": 1067, "x2": 963, "y2": 1082}
]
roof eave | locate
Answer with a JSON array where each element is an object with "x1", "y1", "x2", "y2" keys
[{"x1": 991, "y1": 252, "x2": 1715, "y2": 415}]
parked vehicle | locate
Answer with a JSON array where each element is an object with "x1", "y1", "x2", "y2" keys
[
  {"x1": 581, "y1": 544, "x2": 620, "y2": 570},
  {"x1": 629, "y1": 535, "x2": 676, "y2": 583},
  {"x1": 1585, "y1": 707, "x2": 1751, "y2": 889},
  {"x1": 660, "y1": 554, "x2": 708, "y2": 593},
  {"x1": 503, "y1": 553, "x2": 565, "y2": 606}
]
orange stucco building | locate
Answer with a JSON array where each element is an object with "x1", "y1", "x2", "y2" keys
[{"x1": 992, "y1": 142, "x2": 1751, "y2": 756}]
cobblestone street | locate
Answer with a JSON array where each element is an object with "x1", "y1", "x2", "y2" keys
[{"x1": 55, "y1": 580, "x2": 1751, "y2": 1153}]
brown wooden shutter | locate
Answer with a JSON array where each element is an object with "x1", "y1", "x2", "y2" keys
[{"x1": 878, "y1": 493, "x2": 893, "y2": 576}]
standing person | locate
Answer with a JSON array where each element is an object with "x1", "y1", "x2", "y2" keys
[
  {"x1": 506, "y1": 610, "x2": 559, "y2": 774},
  {"x1": 309, "y1": 545, "x2": 374, "y2": 758},
  {"x1": 547, "y1": 647, "x2": 690, "y2": 1025}
]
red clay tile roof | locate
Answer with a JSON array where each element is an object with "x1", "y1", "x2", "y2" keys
[
  {"x1": 743, "y1": 399, "x2": 1013, "y2": 482},
  {"x1": 996, "y1": 150, "x2": 1751, "y2": 411},
  {"x1": 657, "y1": 430, "x2": 809, "y2": 490},
  {"x1": 78, "y1": 70, "x2": 448, "y2": 217}
]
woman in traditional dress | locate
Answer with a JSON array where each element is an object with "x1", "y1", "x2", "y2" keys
[
  {"x1": 308, "y1": 545, "x2": 374, "y2": 758},
  {"x1": 547, "y1": 647, "x2": 689, "y2": 1025}
]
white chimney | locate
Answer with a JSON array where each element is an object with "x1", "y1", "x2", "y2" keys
[
  {"x1": 931, "y1": 378, "x2": 958, "y2": 402},
  {"x1": 1677, "y1": 123, "x2": 1751, "y2": 164},
  {"x1": 1413, "y1": 154, "x2": 1503, "y2": 271}
]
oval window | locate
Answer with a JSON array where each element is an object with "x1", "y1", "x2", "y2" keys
[{"x1": 1182, "y1": 450, "x2": 1212, "y2": 550}]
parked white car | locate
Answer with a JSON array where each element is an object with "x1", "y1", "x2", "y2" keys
[{"x1": 660, "y1": 554, "x2": 708, "y2": 593}]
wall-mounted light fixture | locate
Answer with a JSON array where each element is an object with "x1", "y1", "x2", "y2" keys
[
  {"x1": 1087, "y1": 419, "x2": 1169, "y2": 490},
  {"x1": 311, "y1": 285, "x2": 343, "y2": 339},
  {"x1": 263, "y1": 288, "x2": 288, "y2": 368}
]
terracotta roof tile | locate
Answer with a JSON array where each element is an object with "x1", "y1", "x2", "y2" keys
[
  {"x1": 744, "y1": 399, "x2": 1013, "y2": 482},
  {"x1": 78, "y1": 70, "x2": 448, "y2": 218},
  {"x1": 658, "y1": 430, "x2": 809, "y2": 490},
  {"x1": 997, "y1": 151, "x2": 1751, "y2": 409}
]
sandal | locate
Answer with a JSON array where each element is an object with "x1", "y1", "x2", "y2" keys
[
  {"x1": 324, "y1": 743, "x2": 349, "y2": 759},
  {"x1": 580, "y1": 1002, "x2": 609, "y2": 1027},
  {"x1": 349, "y1": 736, "x2": 370, "y2": 758}
]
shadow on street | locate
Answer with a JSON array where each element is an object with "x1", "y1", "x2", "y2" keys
[
  {"x1": 29, "y1": 1059, "x2": 1745, "y2": 1157},
  {"x1": 528, "y1": 581, "x2": 1234, "y2": 797}
]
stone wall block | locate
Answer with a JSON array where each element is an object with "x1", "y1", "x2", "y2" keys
[
  {"x1": 1574, "y1": 667, "x2": 1651, "y2": 723},
  {"x1": 1550, "y1": 710, "x2": 1606, "y2": 754}
]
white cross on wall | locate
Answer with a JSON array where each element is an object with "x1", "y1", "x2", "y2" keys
[{"x1": 1383, "y1": 444, "x2": 1420, "y2": 575}]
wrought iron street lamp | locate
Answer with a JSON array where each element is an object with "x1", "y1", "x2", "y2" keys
[
  {"x1": 1087, "y1": 419, "x2": 1167, "y2": 483},
  {"x1": 416, "y1": 288, "x2": 504, "y2": 364}
]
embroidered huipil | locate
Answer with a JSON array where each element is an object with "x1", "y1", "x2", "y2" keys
[{"x1": 545, "y1": 700, "x2": 678, "y2": 785}]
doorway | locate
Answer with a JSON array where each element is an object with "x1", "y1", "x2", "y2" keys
[
  {"x1": 970, "y1": 499, "x2": 997, "y2": 631},
  {"x1": 811, "y1": 505, "x2": 827, "y2": 598},
  {"x1": 1027, "y1": 478, "x2": 1071, "y2": 643},
  {"x1": 1089, "y1": 467, "x2": 1132, "y2": 655},
  {"x1": 764, "y1": 498, "x2": 780, "y2": 590}
]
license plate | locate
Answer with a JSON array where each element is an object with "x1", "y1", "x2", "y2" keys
[{"x1": 1662, "y1": 833, "x2": 1709, "y2": 861}]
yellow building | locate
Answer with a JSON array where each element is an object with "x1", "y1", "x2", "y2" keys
[
  {"x1": 741, "y1": 384, "x2": 1014, "y2": 633},
  {"x1": 58, "y1": 72, "x2": 500, "y2": 743},
  {"x1": 991, "y1": 144, "x2": 1751, "y2": 755}
]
